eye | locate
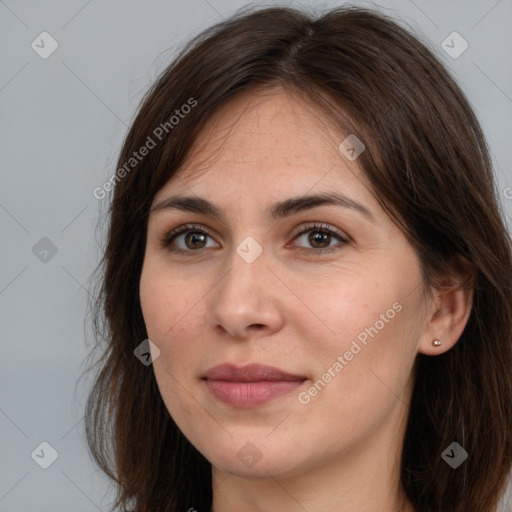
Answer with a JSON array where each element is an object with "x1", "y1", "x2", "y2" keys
[
  {"x1": 290, "y1": 222, "x2": 349, "y2": 254},
  {"x1": 160, "y1": 222, "x2": 349, "y2": 254},
  {"x1": 161, "y1": 223, "x2": 218, "y2": 252}
]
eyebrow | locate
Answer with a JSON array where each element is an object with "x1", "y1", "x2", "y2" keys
[{"x1": 150, "y1": 191, "x2": 376, "y2": 223}]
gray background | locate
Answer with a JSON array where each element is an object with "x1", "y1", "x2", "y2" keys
[{"x1": 1, "y1": 0, "x2": 511, "y2": 510}]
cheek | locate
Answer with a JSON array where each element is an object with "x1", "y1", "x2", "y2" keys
[
  {"x1": 317, "y1": 251, "x2": 424, "y2": 354},
  {"x1": 303, "y1": 276, "x2": 396, "y2": 349},
  {"x1": 139, "y1": 264, "x2": 205, "y2": 370},
  {"x1": 139, "y1": 267, "x2": 164, "y2": 339},
  {"x1": 140, "y1": 261, "x2": 187, "y2": 335},
  {"x1": 305, "y1": 277, "x2": 419, "y2": 394}
]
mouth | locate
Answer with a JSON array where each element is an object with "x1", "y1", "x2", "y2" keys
[{"x1": 202, "y1": 363, "x2": 307, "y2": 407}]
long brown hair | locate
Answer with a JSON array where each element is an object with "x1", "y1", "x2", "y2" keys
[{"x1": 83, "y1": 4, "x2": 512, "y2": 511}]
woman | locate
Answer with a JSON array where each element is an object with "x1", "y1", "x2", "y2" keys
[{"x1": 84, "y1": 4, "x2": 512, "y2": 511}]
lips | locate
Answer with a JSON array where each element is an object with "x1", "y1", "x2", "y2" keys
[
  {"x1": 203, "y1": 363, "x2": 306, "y2": 382},
  {"x1": 202, "y1": 363, "x2": 307, "y2": 407}
]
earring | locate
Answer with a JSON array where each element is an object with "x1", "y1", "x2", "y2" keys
[{"x1": 432, "y1": 338, "x2": 442, "y2": 347}]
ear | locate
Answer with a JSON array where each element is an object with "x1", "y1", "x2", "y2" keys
[{"x1": 418, "y1": 257, "x2": 475, "y2": 356}]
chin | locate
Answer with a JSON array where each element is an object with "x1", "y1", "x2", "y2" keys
[{"x1": 205, "y1": 441, "x2": 309, "y2": 480}]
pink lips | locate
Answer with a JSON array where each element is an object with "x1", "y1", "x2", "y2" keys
[{"x1": 203, "y1": 363, "x2": 306, "y2": 407}]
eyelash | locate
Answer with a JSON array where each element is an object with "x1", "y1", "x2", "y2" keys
[{"x1": 160, "y1": 222, "x2": 350, "y2": 255}]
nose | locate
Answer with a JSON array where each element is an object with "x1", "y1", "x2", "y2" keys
[{"x1": 208, "y1": 246, "x2": 284, "y2": 340}]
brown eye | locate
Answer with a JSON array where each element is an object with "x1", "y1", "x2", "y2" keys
[
  {"x1": 161, "y1": 222, "x2": 349, "y2": 255},
  {"x1": 307, "y1": 230, "x2": 331, "y2": 249},
  {"x1": 161, "y1": 224, "x2": 218, "y2": 252},
  {"x1": 183, "y1": 231, "x2": 208, "y2": 250},
  {"x1": 292, "y1": 223, "x2": 349, "y2": 253}
]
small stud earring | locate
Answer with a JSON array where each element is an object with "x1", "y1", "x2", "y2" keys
[{"x1": 433, "y1": 338, "x2": 442, "y2": 347}]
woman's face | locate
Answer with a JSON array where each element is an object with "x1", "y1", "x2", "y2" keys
[{"x1": 139, "y1": 89, "x2": 436, "y2": 480}]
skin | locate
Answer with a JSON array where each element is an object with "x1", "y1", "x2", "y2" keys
[{"x1": 139, "y1": 87, "x2": 473, "y2": 512}]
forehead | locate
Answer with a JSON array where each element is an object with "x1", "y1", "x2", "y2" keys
[{"x1": 154, "y1": 88, "x2": 372, "y2": 203}]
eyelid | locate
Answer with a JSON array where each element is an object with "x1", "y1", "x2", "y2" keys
[
  {"x1": 161, "y1": 223, "x2": 216, "y2": 248},
  {"x1": 290, "y1": 222, "x2": 350, "y2": 242}
]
